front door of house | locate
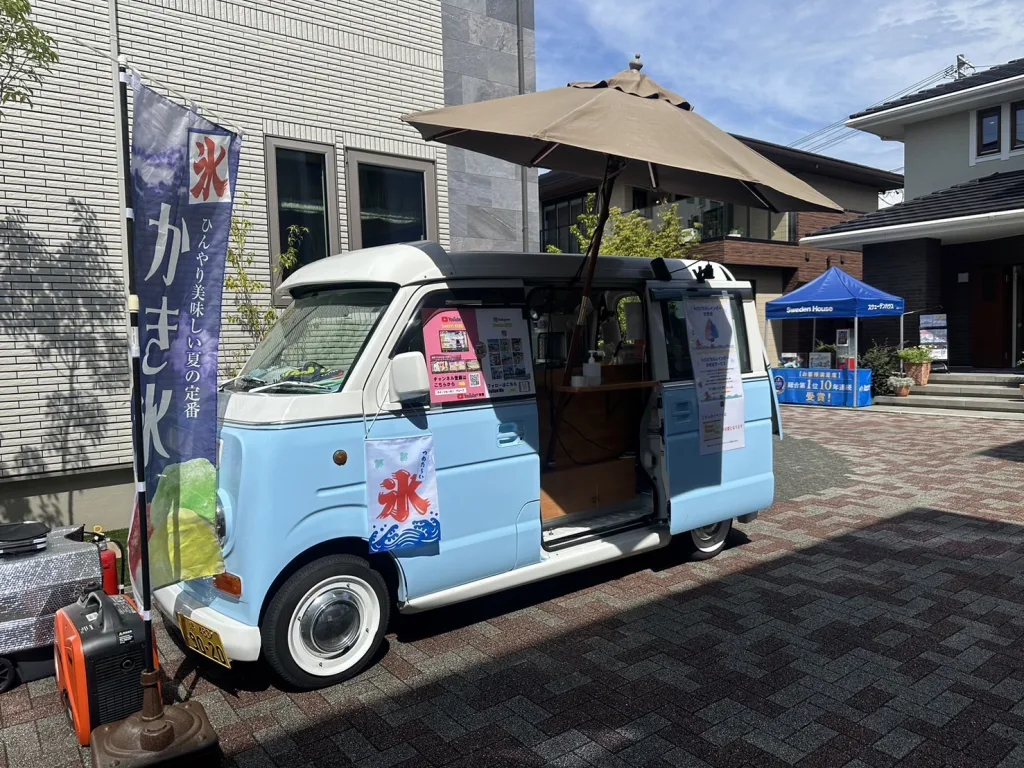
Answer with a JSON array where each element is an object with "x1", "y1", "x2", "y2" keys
[{"x1": 972, "y1": 267, "x2": 1011, "y2": 368}]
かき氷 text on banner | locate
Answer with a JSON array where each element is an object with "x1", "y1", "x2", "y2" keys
[
  {"x1": 683, "y1": 297, "x2": 746, "y2": 454},
  {"x1": 127, "y1": 76, "x2": 241, "y2": 593}
]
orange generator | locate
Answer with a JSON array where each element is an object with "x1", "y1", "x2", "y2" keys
[{"x1": 54, "y1": 589, "x2": 152, "y2": 746}]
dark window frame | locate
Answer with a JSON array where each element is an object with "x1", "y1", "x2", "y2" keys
[
  {"x1": 345, "y1": 149, "x2": 438, "y2": 251},
  {"x1": 265, "y1": 135, "x2": 341, "y2": 303},
  {"x1": 541, "y1": 189, "x2": 597, "y2": 254},
  {"x1": 977, "y1": 106, "x2": 1002, "y2": 156},
  {"x1": 1012, "y1": 101, "x2": 1024, "y2": 150}
]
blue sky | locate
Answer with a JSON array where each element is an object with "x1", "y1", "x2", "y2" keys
[{"x1": 535, "y1": 0, "x2": 1021, "y2": 174}]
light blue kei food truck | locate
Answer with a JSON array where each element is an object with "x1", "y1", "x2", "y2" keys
[{"x1": 155, "y1": 242, "x2": 781, "y2": 689}]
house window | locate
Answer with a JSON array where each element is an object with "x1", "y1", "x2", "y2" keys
[
  {"x1": 265, "y1": 136, "x2": 339, "y2": 290},
  {"x1": 345, "y1": 150, "x2": 437, "y2": 250},
  {"x1": 1013, "y1": 101, "x2": 1024, "y2": 150},
  {"x1": 977, "y1": 107, "x2": 1001, "y2": 156},
  {"x1": 541, "y1": 193, "x2": 591, "y2": 253}
]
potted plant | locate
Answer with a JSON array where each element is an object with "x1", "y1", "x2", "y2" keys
[
  {"x1": 898, "y1": 346, "x2": 933, "y2": 386},
  {"x1": 888, "y1": 375, "x2": 915, "y2": 397}
]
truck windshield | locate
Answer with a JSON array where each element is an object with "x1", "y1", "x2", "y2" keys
[{"x1": 231, "y1": 287, "x2": 393, "y2": 394}]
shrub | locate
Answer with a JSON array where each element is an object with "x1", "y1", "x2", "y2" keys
[
  {"x1": 898, "y1": 345, "x2": 933, "y2": 364},
  {"x1": 859, "y1": 342, "x2": 900, "y2": 396}
]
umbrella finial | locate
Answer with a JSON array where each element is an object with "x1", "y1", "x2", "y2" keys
[{"x1": 630, "y1": 54, "x2": 643, "y2": 71}]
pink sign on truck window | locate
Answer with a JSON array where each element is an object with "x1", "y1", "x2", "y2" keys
[{"x1": 422, "y1": 308, "x2": 536, "y2": 405}]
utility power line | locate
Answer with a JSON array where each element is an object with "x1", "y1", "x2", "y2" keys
[{"x1": 789, "y1": 55, "x2": 975, "y2": 155}]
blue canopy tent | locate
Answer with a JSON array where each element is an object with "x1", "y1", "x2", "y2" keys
[{"x1": 766, "y1": 267, "x2": 905, "y2": 407}]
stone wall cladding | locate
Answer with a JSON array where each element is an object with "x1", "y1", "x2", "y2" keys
[{"x1": 442, "y1": 0, "x2": 538, "y2": 252}]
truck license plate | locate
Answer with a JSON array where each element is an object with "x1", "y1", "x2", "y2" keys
[{"x1": 177, "y1": 614, "x2": 231, "y2": 669}]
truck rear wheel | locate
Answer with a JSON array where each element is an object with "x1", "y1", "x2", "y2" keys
[
  {"x1": 684, "y1": 518, "x2": 732, "y2": 560},
  {"x1": 0, "y1": 656, "x2": 16, "y2": 694},
  {"x1": 262, "y1": 554, "x2": 389, "y2": 690}
]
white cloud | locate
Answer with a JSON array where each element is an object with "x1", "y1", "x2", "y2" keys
[{"x1": 536, "y1": 0, "x2": 1021, "y2": 172}]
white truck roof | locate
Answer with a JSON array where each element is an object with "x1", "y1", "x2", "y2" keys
[{"x1": 277, "y1": 241, "x2": 735, "y2": 301}]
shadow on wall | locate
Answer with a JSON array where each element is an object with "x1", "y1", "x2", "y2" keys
[
  {"x1": 167, "y1": 506, "x2": 1024, "y2": 766},
  {"x1": 0, "y1": 199, "x2": 131, "y2": 526}
]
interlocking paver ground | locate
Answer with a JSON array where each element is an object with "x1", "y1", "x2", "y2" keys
[{"x1": 3, "y1": 407, "x2": 1024, "y2": 767}]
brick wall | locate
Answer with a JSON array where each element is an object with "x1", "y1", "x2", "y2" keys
[
  {"x1": 795, "y1": 210, "x2": 860, "y2": 239},
  {"x1": 0, "y1": 0, "x2": 454, "y2": 483},
  {"x1": 694, "y1": 239, "x2": 862, "y2": 287}
]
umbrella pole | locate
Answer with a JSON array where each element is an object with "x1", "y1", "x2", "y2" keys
[{"x1": 543, "y1": 155, "x2": 623, "y2": 467}]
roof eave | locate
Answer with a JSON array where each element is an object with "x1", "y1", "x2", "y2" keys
[
  {"x1": 846, "y1": 72, "x2": 1024, "y2": 136},
  {"x1": 800, "y1": 208, "x2": 1024, "y2": 251}
]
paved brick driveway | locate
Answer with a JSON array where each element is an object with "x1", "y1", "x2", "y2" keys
[{"x1": 3, "y1": 407, "x2": 1024, "y2": 767}]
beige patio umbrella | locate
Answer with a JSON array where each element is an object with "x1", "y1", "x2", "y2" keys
[
  {"x1": 404, "y1": 56, "x2": 839, "y2": 375},
  {"x1": 405, "y1": 56, "x2": 841, "y2": 462}
]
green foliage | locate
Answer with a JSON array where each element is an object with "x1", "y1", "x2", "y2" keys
[
  {"x1": 897, "y1": 345, "x2": 933, "y2": 364},
  {"x1": 277, "y1": 223, "x2": 307, "y2": 275},
  {"x1": 223, "y1": 197, "x2": 308, "y2": 375},
  {"x1": 0, "y1": 0, "x2": 57, "y2": 115},
  {"x1": 858, "y1": 342, "x2": 900, "y2": 396},
  {"x1": 548, "y1": 193, "x2": 701, "y2": 260}
]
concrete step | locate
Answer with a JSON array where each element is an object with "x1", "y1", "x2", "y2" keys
[
  {"x1": 874, "y1": 394, "x2": 1024, "y2": 413},
  {"x1": 912, "y1": 383, "x2": 1024, "y2": 399},
  {"x1": 928, "y1": 372, "x2": 1024, "y2": 386}
]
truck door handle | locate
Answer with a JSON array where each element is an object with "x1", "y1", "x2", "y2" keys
[{"x1": 497, "y1": 422, "x2": 523, "y2": 446}]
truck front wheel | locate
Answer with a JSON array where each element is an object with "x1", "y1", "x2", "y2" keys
[{"x1": 262, "y1": 554, "x2": 389, "y2": 690}]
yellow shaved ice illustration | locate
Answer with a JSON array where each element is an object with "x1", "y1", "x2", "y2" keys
[{"x1": 147, "y1": 458, "x2": 225, "y2": 588}]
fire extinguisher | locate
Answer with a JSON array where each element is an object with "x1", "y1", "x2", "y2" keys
[{"x1": 91, "y1": 527, "x2": 124, "y2": 596}]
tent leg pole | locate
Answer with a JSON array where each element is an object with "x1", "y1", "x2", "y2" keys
[
  {"x1": 853, "y1": 318, "x2": 859, "y2": 408},
  {"x1": 900, "y1": 314, "x2": 905, "y2": 372},
  {"x1": 811, "y1": 318, "x2": 816, "y2": 367}
]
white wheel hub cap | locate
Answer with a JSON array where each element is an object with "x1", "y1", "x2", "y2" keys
[
  {"x1": 288, "y1": 575, "x2": 380, "y2": 677},
  {"x1": 691, "y1": 521, "x2": 728, "y2": 552}
]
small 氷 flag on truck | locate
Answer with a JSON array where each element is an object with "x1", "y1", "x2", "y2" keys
[{"x1": 127, "y1": 76, "x2": 241, "y2": 593}]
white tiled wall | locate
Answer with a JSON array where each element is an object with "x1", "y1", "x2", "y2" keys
[{"x1": 0, "y1": 0, "x2": 449, "y2": 486}]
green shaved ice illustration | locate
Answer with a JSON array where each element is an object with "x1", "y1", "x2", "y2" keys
[
  {"x1": 148, "y1": 506, "x2": 225, "y2": 587},
  {"x1": 151, "y1": 458, "x2": 217, "y2": 528},
  {"x1": 147, "y1": 458, "x2": 224, "y2": 588}
]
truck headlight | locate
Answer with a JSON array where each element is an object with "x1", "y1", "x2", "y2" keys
[{"x1": 215, "y1": 498, "x2": 227, "y2": 545}]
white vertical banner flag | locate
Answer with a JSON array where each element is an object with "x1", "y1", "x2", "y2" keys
[
  {"x1": 683, "y1": 296, "x2": 746, "y2": 454},
  {"x1": 366, "y1": 435, "x2": 440, "y2": 553}
]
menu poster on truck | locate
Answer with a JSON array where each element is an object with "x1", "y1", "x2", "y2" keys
[
  {"x1": 682, "y1": 296, "x2": 746, "y2": 455},
  {"x1": 422, "y1": 308, "x2": 535, "y2": 405}
]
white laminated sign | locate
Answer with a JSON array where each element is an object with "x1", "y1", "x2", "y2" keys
[{"x1": 683, "y1": 296, "x2": 746, "y2": 455}]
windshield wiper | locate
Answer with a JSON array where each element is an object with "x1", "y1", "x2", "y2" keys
[
  {"x1": 248, "y1": 380, "x2": 333, "y2": 394},
  {"x1": 220, "y1": 375, "x2": 267, "y2": 392}
]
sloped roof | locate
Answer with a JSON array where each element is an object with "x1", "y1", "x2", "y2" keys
[
  {"x1": 805, "y1": 170, "x2": 1024, "y2": 237},
  {"x1": 850, "y1": 58, "x2": 1024, "y2": 120}
]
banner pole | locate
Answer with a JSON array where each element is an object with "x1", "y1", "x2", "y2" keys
[{"x1": 117, "y1": 59, "x2": 156, "y2": 675}]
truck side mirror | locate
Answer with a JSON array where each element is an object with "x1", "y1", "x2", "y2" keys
[{"x1": 389, "y1": 352, "x2": 430, "y2": 404}]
